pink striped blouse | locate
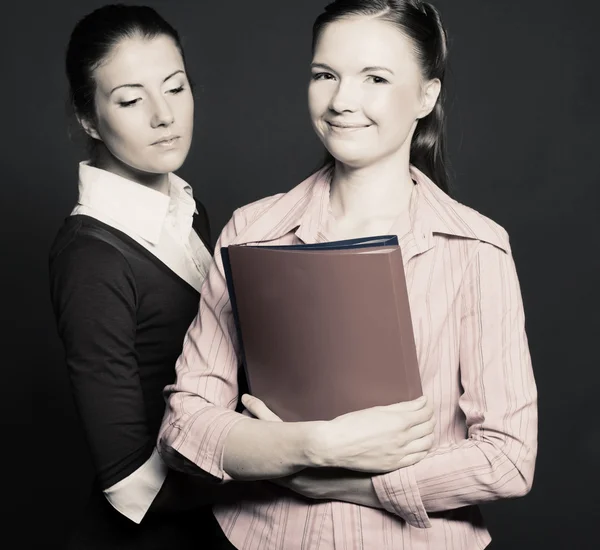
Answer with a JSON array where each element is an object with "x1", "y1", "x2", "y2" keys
[{"x1": 158, "y1": 166, "x2": 538, "y2": 549}]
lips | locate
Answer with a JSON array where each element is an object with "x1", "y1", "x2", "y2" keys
[
  {"x1": 326, "y1": 121, "x2": 371, "y2": 130},
  {"x1": 151, "y1": 135, "x2": 180, "y2": 145}
]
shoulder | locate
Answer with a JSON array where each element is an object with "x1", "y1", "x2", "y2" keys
[
  {"x1": 233, "y1": 193, "x2": 287, "y2": 231},
  {"x1": 213, "y1": 193, "x2": 285, "y2": 250},
  {"x1": 412, "y1": 166, "x2": 511, "y2": 253},
  {"x1": 444, "y1": 198, "x2": 511, "y2": 253},
  {"x1": 49, "y1": 217, "x2": 134, "y2": 284},
  {"x1": 218, "y1": 182, "x2": 313, "y2": 247},
  {"x1": 49, "y1": 219, "x2": 139, "y2": 317},
  {"x1": 217, "y1": 172, "x2": 322, "y2": 248}
]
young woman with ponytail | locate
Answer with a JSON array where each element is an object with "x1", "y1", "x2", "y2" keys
[
  {"x1": 49, "y1": 5, "x2": 236, "y2": 549},
  {"x1": 159, "y1": 1, "x2": 538, "y2": 548}
]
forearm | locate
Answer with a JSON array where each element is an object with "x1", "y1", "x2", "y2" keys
[
  {"x1": 278, "y1": 434, "x2": 534, "y2": 512},
  {"x1": 413, "y1": 437, "x2": 535, "y2": 511},
  {"x1": 273, "y1": 468, "x2": 383, "y2": 508},
  {"x1": 317, "y1": 472, "x2": 382, "y2": 508},
  {"x1": 371, "y1": 433, "x2": 536, "y2": 530},
  {"x1": 326, "y1": 477, "x2": 382, "y2": 508},
  {"x1": 223, "y1": 418, "x2": 324, "y2": 480}
]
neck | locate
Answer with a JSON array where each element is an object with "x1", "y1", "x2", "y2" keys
[
  {"x1": 329, "y1": 152, "x2": 414, "y2": 221},
  {"x1": 91, "y1": 144, "x2": 169, "y2": 195}
]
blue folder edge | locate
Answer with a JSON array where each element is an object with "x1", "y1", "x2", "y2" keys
[{"x1": 220, "y1": 235, "x2": 399, "y2": 398}]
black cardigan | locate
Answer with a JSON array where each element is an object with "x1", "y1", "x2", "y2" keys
[{"x1": 49, "y1": 203, "x2": 234, "y2": 549}]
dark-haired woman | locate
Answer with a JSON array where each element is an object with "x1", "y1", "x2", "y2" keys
[
  {"x1": 159, "y1": 1, "x2": 538, "y2": 549},
  {"x1": 49, "y1": 5, "x2": 235, "y2": 549}
]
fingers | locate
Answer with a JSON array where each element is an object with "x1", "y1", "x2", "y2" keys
[
  {"x1": 383, "y1": 395, "x2": 428, "y2": 412},
  {"x1": 406, "y1": 413, "x2": 436, "y2": 438},
  {"x1": 396, "y1": 450, "x2": 429, "y2": 469},
  {"x1": 402, "y1": 432, "x2": 435, "y2": 455},
  {"x1": 401, "y1": 402, "x2": 434, "y2": 430},
  {"x1": 378, "y1": 396, "x2": 434, "y2": 426},
  {"x1": 241, "y1": 394, "x2": 282, "y2": 422},
  {"x1": 359, "y1": 446, "x2": 432, "y2": 473}
]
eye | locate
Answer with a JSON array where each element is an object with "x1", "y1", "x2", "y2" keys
[
  {"x1": 312, "y1": 72, "x2": 335, "y2": 81},
  {"x1": 118, "y1": 99, "x2": 140, "y2": 107},
  {"x1": 367, "y1": 75, "x2": 389, "y2": 84},
  {"x1": 168, "y1": 85, "x2": 185, "y2": 94}
]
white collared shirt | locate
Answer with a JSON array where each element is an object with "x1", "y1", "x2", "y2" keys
[
  {"x1": 73, "y1": 161, "x2": 212, "y2": 293},
  {"x1": 72, "y1": 161, "x2": 213, "y2": 523}
]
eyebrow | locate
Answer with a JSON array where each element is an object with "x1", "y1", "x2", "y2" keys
[
  {"x1": 310, "y1": 63, "x2": 394, "y2": 75},
  {"x1": 361, "y1": 66, "x2": 395, "y2": 75},
  {"x1": 110, "y1": 69, "x2": 185, "y2": 95}
]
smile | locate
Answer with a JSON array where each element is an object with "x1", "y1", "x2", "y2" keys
[{"x1": 326, "y1": 122, "x2": 371, "y2": 132}]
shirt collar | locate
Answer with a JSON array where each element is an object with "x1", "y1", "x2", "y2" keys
[
  {"x1": 405, "y1": 166, "x2": 510, "y2": 253},
  {"x1": 76, "y1": 161, "x2": 197, "y2": 245},
  {"x1": 232, "y1": 165, "x2": 509, "y2": 254}
]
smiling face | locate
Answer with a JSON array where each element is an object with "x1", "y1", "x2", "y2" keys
[
  {"x1": 308, "y1": 16, "x2": 439, "y2": 169},
  {"x1": 81, "y1": 34, "x2": 194, "y2": 182}
]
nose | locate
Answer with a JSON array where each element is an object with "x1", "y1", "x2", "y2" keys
[
  {"x1": 329, "y1": 81, "x2": 358, "y2": 114},
  {"x1": 150, "y1": 96, "x2": 175, "y2": 128}
]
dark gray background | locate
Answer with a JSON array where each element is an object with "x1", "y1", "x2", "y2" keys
[{"x1": 5, "y1": 0, "x2": 599, "y2": 548}]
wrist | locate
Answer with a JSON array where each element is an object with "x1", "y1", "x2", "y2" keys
[{"x1": 302, "y1": 421, "x2": 335, "y2": 468}]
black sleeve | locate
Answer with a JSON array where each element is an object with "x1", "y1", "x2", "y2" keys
[{"x1": 49, "y1": 236, "x2": 153, "y2": 490}]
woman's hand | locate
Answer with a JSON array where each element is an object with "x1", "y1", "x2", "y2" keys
[
  {"x1": 240, "y1": 394, "x2": 284, "y2": 422},
  {"x1": 271, "y1": 468, "x2": 382, "y2": 508},
  {"x1": 241, "y1": 393, "x2": 435, "y2": 474}
]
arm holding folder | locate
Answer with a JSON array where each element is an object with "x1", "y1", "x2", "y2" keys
[
  {"x1": 221, "y1": 235, "x2": 430, "y2": 506},
  {"x1": 159, "y1": 213, "x2": 434, "y2": 485}
]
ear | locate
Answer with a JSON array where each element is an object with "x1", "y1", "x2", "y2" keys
[
  {"x1": 417, "y1": 78, "x2": 441, "y2": 119},
  {"x1": 77, "y1": 114, "x2": 102, "y2": 141}
]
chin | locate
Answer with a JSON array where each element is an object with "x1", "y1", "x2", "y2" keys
[
  {"x1": 156, "y1": 159, "x2": 186, "y2": 174},
  {"x1": 145, "y1": 153, "x2": 187, "y2": 174},
  {"x1": 324, "y1": 140, "x2": 372, "y2": 166},
  {"x1": 326, "y1": 148, "x2": 371, "y2": 169}
]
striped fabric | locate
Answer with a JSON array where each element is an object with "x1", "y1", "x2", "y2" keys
[{"x1": 158, "y1": 166, "x2": 538, "y2": 549}]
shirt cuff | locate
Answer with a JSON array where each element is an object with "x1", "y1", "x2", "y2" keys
[
  {"x1": 371, "y1": 465, "x2": 432, "y2": 528},
  {"x1": 163, "y1": 407, "x2": 247, "y2": 483},
  {"x1": 103, "y1": 447, "x2": 168, "y2": 524}
]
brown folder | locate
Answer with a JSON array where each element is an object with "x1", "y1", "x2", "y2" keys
[{"x1": 223, "y1": 237, "x2": 422, "y2": 422}]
